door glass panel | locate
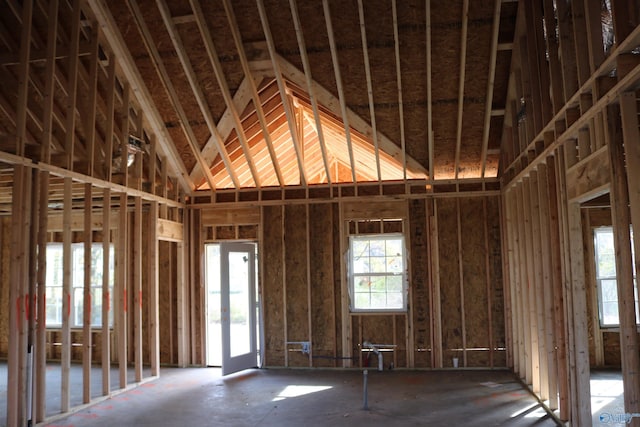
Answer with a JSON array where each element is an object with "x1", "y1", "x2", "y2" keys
[{"x1": 229, "y1": 250, "x2": 250, "y2": 357}]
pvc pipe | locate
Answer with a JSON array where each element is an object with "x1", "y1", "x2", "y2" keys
[{"x1": 362, "y1": 369, "x2": 368, "y2": 410}]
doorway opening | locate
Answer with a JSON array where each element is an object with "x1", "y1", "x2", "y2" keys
[{"x1": 204, "y1": 242, "x2": 260, "y2": 374}]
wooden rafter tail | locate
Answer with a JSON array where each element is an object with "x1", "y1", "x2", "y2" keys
[
  {"x1": 126, "y1": 0, "x2": 215, "y2": 193},
  {"x1": 87, "y1": 0, "x2": 193, "y2": 194},
  {"x1": 189, "y1": 0, "x2": 261, "y2": 189},
  {"x1": 256, "y1": 0, "x2": 308, "y2": 187},
  {"x1": 392, "y1": 0, "x2": 407, "y2": 184},
  {"x1": 357, "y1": 0, "x2": 381, "y2": 183},
  {"x1": 454, "y1": 0, "x2": 469, "y2": 180},
  {"x1": 480, "y1": 0, "x2": 502, "y2": 179},
  {"x1": 426, "y1": 0, "x2": 433, "y2": 181},
  {"x1": 288, "y1": 0, "x2": 332, "y2": 185},
  {"x1": 155, "y1": 0, "x2": 236, "y2": 189},
  {"x1": 322, "y1": 0, "x2": 357, "y2": 185}
]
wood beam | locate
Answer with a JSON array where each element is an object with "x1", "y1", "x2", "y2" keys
[
  {"x1": 255, "y1": 0, "x2": 308, "y2": 186},
  {"x1": 61, "y1": 177, "x2": 72, "y2": 412},
  {"x1": 82, "y1": 183, "x2": 92, "y2": 404},
  {"x1": 133, "y1": 196, "x2": 143, "y2": 382},
  {"x1": 101, "y1": 188, "x2": 111, "y2": 396},
  {"x1": 116, "y1": 192, "x2": 128, "y2": 389},
  {"x1": 148, "y1": 201, "x2": 160, "y2": 376}
]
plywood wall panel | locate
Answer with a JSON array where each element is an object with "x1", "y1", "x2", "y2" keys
[
  {"x1": 487, "y1": 196, "x2": 507, "y2": 366},
  {"x1": 263, "y1": 205, "x2": 285, "y2": 366},
  {"x1": 284, "y1": 204, "x2": 309, "y2": 367},
  {"x1": 461, "y1": 197, "x2": 490, "y2": 367},
  {"x1": 409, "y1": 199, "x2": 431, "y2": 367},
  {"x1": 309, "y1": 203, "x2": 336, "y2": 367}
]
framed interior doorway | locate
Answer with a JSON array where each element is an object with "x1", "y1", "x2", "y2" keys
[{"x1": 204, "y1": 242, "x2": 260, "y2": 375}]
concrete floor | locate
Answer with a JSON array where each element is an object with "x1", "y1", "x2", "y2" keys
[
  {"x1": 35, "y1": 368, "x2": 561, "y2": 427},
  {"x1": 0, "y1": 364, "x2": 628, "y2": 426}
]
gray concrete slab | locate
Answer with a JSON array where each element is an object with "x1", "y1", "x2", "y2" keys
[{"x1": 37, "y1": 368, "x2": 562, "y2": 427}]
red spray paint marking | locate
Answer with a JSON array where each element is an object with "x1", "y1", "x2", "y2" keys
[
  {"x1": 25, "y1": 294, "x2": 29, "y2": 321},
  {"x1": 139, "y1": 290, "x2": 142, "y2": 308},
  {"x1": 67, "y1": 293, "x2": 71, "y2": 318},
  {"x1": 123, "y1": 288, "x2": 127, "y2": 312}
]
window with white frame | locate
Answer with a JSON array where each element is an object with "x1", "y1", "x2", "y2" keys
[
  {"x1": 349, "y1": 234, "x2": 407, "y2": 312},
  {"x1": 593, "y1": 227, "x2": 639, "y2": 327},
  {"x1": 45, "y1": 243, "x2": 115, "y2": 328}
]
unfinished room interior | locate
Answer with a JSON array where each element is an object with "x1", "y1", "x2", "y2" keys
[{"x1": 1, "y1": 0, "x2": 640, "y2": 426}]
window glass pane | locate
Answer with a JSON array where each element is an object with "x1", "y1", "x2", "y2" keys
[
  {"x1": 595, "y1": 229, "x2": 616, "y2": 277},
  {"x1": 46, "y1": 287, "x2": 63, "y2": 325},
  {"x1": 387, "y1": 275, "x2": 403, "y2": 292},
  {"x1": 73, "y1": 287, "x2": 84, "y2": 327},
  {"x1": 601, "y1": 301, "x2": 619, "y2": 326},
  {"x1": 350, "y1": 234, "x2": 406, "y2": 312}
]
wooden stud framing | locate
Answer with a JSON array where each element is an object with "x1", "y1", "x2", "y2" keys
[
  {"x1": 61, "y1": 177, "x2": 72, "y2": 412},
  {"x1": 104, "y1": 56, "x2": 116, "y2": 182},
  {"x1": 455, "y1": 198, "x2": 466, "y2": 366},
  {"x1": 515, "y1": 184, "x2": 531, "y2": 383},
  {"x1": 83, "y1": 183, "x2": 92, "y2": 403},
  {"x1": 102, "y1": 188, "x2": 111, "y2": 395},
  {"x1": 117, "y1": 192, "x2": 128, "y2": 388},
  {"x1": 85, "y1": 24, "x2": 100, "y2": 177},
  {"x1": 482, "y1": 197, "x2": 494, "y2": 367},
  {"x1": 147, "y1": 202, "x2": 160, "y2": 377},
  {"x1": 176, "y1": 239, "x2": 188, "y2": 367},
  {"x1": 133, "y1": 196, "x2": 143, "y2": 382},
  {"x1": 612, "y1": 93, "x2": 640, "y2": 416},
  {"x1": 429, "y1": 200, "x2": 442, "y2": 368},
  {"x1": 537, "y1": 163, "x2": 559, "y2": 410}
]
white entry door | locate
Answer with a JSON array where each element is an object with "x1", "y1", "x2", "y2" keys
[{"x1": 221, "y1": 242, "x2": 258, "y2": 375}]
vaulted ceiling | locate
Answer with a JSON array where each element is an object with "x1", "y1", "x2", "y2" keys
[{"x1": 0, "y1": 0, "x2": 518, "y2": 194}]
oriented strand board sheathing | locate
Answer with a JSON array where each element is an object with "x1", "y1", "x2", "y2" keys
[
  {"x1": 437, "y1": 198, "x2": 462, "y2": 366},
  {"x1": 409, "y1": 199, "x2": 431, "y2": 367},
  {"x1": 460, "y1": 197, "x2": 489, "y2": 367},
  {"x1": 284, "y1": 204, "x2": 309, "y2": 367},
  {"x1": 263, "y1": 205, "x2": 285, "y2": 366},
  {"x1": 487, "y1": 196, "x2": 506, "y2": 366},
  {"x1": 309, "y1": 203, "x2": 336, "y2": 367}
]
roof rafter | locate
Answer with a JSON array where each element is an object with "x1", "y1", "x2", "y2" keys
[
  {"x1": 190, "y1": 0, "x2": 262, "y2": 189},
  {"x1": 256, "y1": 0, "x2": 308, "y2": 187},
  {"x1": 480, "y1": 0, "x2": 502, "y2": 179},
  {"x1": 426, "y1": 0, "x2": 433, "y2": 180},
  {"x1": 155, "y1": 0, "x2": 240, "y2": 189},
  {"x1": 392, "y1": 0, "x2": 407, "y2": 183},
  {"x1": 222, "y1": 0, "x2": 284, "y2": 187},
  {"x1": 357, "y1": 0, "x2": 381, "y2": 183},
  {"x1": 288, "y1": 0, "x2": 332, "y2": 185},
  {"x1": 125, "y1": 0, "x2": 216, "y2": 192},
  {"x1": 88, "y1": 0, "x2": 193, "y2": 193},
  {"x1": 322, "y1": 0, "x2": 357, "y2": 185},
  {"x1": 454, "y1": 0, "x2": 469, "y2": 180}
]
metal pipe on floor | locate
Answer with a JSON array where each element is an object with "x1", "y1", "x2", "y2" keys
[{"x1": 363, "y1": 369, "x2": 369, "y2": 410}]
